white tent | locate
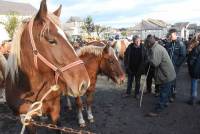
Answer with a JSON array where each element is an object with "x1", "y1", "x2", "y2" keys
[{"x1": 0, "y1": 24, "x2": 10, "y2": 44}]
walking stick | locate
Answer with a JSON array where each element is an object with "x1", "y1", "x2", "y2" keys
[{"x1": 139, "y1": 65, "x2": 150, "y2": 108}]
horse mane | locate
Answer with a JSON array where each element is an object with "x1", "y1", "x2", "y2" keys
[
  {"x1": 6, "y1": 13, "x2": 61, "y2": 83},
  {"x1": 0, "y1": 52, "x2": 7, "y2": 79},
  {"x1": 86, "y1": 40, "x2": 105, "y2": 46},
  {"x1": 6, "y1": 21, "x2": 27, "y2": 83},
  {"x1": 77, "y1": 45, "x2": 106, "y2": 57}
]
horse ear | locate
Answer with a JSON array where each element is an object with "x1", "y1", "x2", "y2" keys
[
  {"x1": 53, "y1": 5, "x2": 62, "y2": 17},
  {"x1": 35, "y1": 0, "x2": 48, "y2": 21},
  {"x1": 103, "y1": 44, "x2": 110, "y2": 53}
]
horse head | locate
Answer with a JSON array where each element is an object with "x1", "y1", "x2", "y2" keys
[
  {"x1": 100, "y1": 43, "x2": 125, "y2": 84},
  {"x1": 8, "y1": 0, "x2": 90, "y2": 97}
]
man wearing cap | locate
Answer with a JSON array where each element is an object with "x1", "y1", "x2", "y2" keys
[{"x1": 145, "y1": 34, "x2": 176, "y2": 116}]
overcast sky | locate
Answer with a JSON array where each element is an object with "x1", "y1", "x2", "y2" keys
[{"x1": 7, "y1": 0, "x2": 200, "y2": 28}]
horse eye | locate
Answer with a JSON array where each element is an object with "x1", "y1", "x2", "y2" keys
[
  {"x1": 108, "y1": 59, "x2": 114, "y2": 64},
  {"x1": 48, "y1": 39, "x2": 57, "y2": 45}
]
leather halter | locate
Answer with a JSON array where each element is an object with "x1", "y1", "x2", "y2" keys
[{"x1": 28, "y1": 17, "x2": 84, "y2": 84}]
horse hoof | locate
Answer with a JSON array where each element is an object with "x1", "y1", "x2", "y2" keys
[
  {"x1": 89, "y1": 118, "x2": 94, "y2": 123},
  {"x1": 80, "y1": 123, "x2": 86, "y2": 128}
]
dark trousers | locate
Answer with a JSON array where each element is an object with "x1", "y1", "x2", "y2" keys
[
  {"x1": 126, "y1": 73, "x2": 141, "y2": 95},
  {"x1": 169, "y1": 65, "x2": 179, "y2": 98},
  {"x1": 155, "y1": 81, "x2": 172, "y2": 112},
  {"x1": 146, "y1": 67, "x2": 159, "y2": 93},
  {"x1": 169, "y1": 79, "x2": 176, "y2": 98}
]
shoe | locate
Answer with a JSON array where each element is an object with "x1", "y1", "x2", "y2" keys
[
  {"x1": 187, "y1": 99, "x2": 196, "y2": 106},
  {"x1": 122, "y1": 93, "x2": 131, "y2": 98},
  {"x1": 172, "y1": 93, "x2": 176, "y2": 99},
  {"x1": 144, "y1": 89, "x2": 151, "y2": 94},
  {"x1": 146, "y1": 112, "x2": 160, "y2": 117},
  {"x1": 169, "y1": 97, "x2": 175, "y2": 103},
  {"x1": 155, "y1": 92, "x2": 159, "y2": 97},
  {"x1": 134, "y1": 94, "x2": 140, "y2": 100},
  {"x1": 164, "y1": 102, "x2": 169, "y2": 107}
]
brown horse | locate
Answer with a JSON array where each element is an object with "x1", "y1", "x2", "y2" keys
[
  {"x1": 111, "y1": 39, "x2": 130, "y2": 59},
  {"x1": 5, "y1": 0, "x2": 90, "y2": 133},
  {"x1": 66, "y1": 42, "x2": 125, "y2": 127}
]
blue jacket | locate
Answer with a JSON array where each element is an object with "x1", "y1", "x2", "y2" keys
[
  {"x1": 187, "y1": 45, "x2": 200, "y2": 79},
  {"x1": 165, "y1": 40, "x2": 186, "y2": 71}
]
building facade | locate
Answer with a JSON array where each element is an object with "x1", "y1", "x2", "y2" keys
[{"x1": 131, "y1": 19, "x2": 169, "y2": 40}]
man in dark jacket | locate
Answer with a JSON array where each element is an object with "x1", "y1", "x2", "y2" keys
[
  {"x1": 123, "y1": 35, "x2": 147, "y2": 99},
  {"x1": 165, "y1": 29, "x2": 186, "y2": 101},
  {"x1": 145, "y1": 34, "x2": 176, "y2": 116}
]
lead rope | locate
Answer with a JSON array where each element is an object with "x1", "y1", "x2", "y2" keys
[{"x1": 20, "y1": 85, "x2": 60, "y2": 134}]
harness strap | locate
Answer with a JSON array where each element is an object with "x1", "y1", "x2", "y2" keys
[{"x1": 28, "y1": 17, "x2": 84, "y2": 84}]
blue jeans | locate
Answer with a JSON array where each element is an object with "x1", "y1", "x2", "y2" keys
[
  {"x1": 155, "y1": 81, "x2": 172, "y2": 112},
  {"x1": 169, "y1": 66, "x2": 179, "y2": 98},
  {"x1": 191, "y1": 79, "x2": 198, "y2": 99}
]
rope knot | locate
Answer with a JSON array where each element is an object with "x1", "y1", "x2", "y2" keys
[{"x1": 50, "y1": 84, "x2": 60, "y2": 92}]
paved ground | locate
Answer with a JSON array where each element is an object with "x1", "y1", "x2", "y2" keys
[{"x1": 0, "y1": 63, "x2": 200, "y2": 134}]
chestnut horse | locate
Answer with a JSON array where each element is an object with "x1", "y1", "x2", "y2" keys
[
  {"x1": 5, "y1": 0, "x2": 90, "y2": 133},
  {"x1": 66, "y1": 42, "x2": 125, "y2": 127},
  {"x1": 111, "y1": 39, "x2": 130, "y2": 59}
]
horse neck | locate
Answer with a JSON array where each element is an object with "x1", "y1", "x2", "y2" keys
[{"x1": 79, "y1": 53, "x2": 101, "y2": 80}]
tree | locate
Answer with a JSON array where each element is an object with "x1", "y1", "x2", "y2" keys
[
  {"x1": 0, "y1": 12, "x2": 20, "y2": 39},
  {"x1": 81, "y1": 16, "x2": 95, "y2": 36},
  {"x1": 121, "y1": 31, "x2": 127, "y2": 37},
  {"x1": 95, "y1": 25, "x2": 106, "y2": 37}
]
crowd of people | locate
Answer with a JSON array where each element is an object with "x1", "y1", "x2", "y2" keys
[{"x1": 123, "y1": 28, "x2": 200, "y2": 117}]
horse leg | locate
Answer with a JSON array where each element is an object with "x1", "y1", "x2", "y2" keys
[
  {"x1": 49, "y1": 101, "x2": 61, "y2": 134},
  {"x1": 66, "y1": 96, "x2": 72, "y2": 111},
  {"x1": 26, "y1": 124, "x2": 37, "y2": 134},
  {"x1": 86, "y1": 91, "x2": 94, "y2": 123},
  {"x1": 75, "y1": 97, "x2": 85, "y2": 127}
]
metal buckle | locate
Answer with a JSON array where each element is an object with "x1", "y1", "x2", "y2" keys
[
  {"x1": 55, "y1": 68, "x2": 62, "y2": 75},
  {"x1": 33, "y1": 50, "x2": 38, "y2": 55}
]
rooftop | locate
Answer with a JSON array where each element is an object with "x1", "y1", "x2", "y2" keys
[
  {"x1": 66, "y1": 16, "x2": 83, "y2": 23},
  {"x1": 132, "y1": 20, "x2": 164, "y2": 31}
]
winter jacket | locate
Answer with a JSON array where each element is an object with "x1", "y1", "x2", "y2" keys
[
  {"x1": 124, "y1": 43, "x2": 148, "y2": 75},
  {"x1": 165, "y1": 40, "x2": 186, "y2": 72},
  {"x1": 187, "y1": 45, "x2": 200, "y2": 79},
  {"x1": 148, "y1": 43, "x2": 176, "y2": 85}
]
